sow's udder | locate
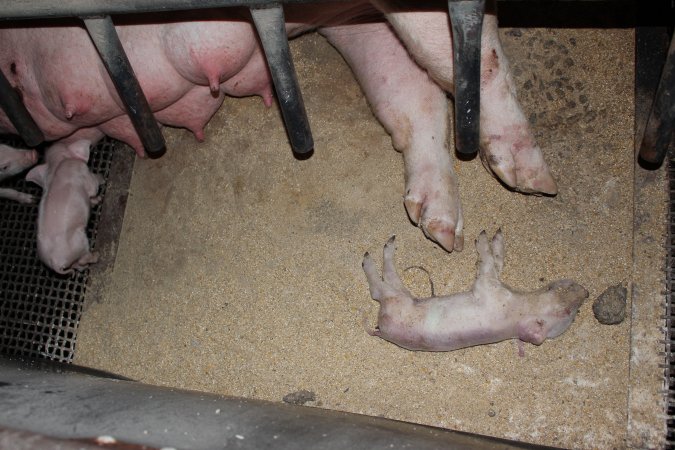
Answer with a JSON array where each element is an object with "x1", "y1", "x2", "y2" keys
[{"x1": 0, "y1": 16, "x2": 273, "y2": 154}]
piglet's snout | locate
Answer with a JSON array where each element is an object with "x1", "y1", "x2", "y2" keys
[
  {"x1": 548, "y1": 279, "x2": 589, "y2": 310},
  {"x1": 0, "y1": 146, "x2": 38, "y2": 179}
]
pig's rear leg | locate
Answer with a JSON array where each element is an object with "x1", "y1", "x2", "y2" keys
[
  {"x1": 374, "y1": 1, "x2": 557, "y2": 194},
  {"x1": 321, "y1": 22, "x2": 464, "y2": 252}
]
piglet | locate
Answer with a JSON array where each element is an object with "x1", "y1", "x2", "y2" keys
[
  {"x1": 26, "y1": 140, "x2": 102, "y2": 274},
  {"x1": 362, "y1": 231, "x2": 588, "y2": 352},
  {"x1": 0, "y1": 144, "x2": 38, "y2": 203}
]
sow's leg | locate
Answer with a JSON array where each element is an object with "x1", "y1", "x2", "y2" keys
[
  {"x1": 374, "y1": 0, "x2": 557, "y2": 195},
  {"x1": 321, "y1": 21, "x2": 464, "y2": 252}
]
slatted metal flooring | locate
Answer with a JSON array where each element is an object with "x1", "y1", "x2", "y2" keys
[
  {"x1": 667, "y1": 153, "x2": 675, "y2": 446},
  {"x1": 0, "y1": 137, "x2": 114, "y2": 362}
]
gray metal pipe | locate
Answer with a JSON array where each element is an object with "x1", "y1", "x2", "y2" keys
[
  {"x1": 638, "y1": 31, "x2": 675, "y2": 166},
  {"x1": 0, "y1": 0, "x2": 343, "y2": 21},
  {"x1": 448, "y1": 0, "x2": 485, "y2": 155},
  {"x1": 0, "y1": 68, "x2": 44, "y2": 147},
  {"x1": 0, "y1": 357, "x2": 551, "y2": 450},
  {"x1": 83, "y1": 15, "x2": 166, "y2": 159},
  {"x1": 0, "y1": 0, "x2": 628, "y2": 21},
  {"x1": 251, "y1": 4, "x2": 314, "y2": 154}
]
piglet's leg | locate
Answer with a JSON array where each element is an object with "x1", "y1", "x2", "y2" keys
[
  {"x1": 0, "y1": 188, "x2": 35, "y2": 204},
  {"x1": 89, "y1": 174, "x2": 105, "y2": 206},
  {"x1": 382, "y1": 236, "x2": 413, "y2": 298},
  {"x1": 374, "y1": 0, "x2": 557, "y2": 195},
  {"x1": 74, "y1": 251, "x2": 99, "y2": 271},
  {"x1": 474, "y1": 229, "x2": 504, "y2": 287},
  {"x1": 363, "y1": 236, "x2": 411, "y2": 301},
  {"x1": 491, "y1": 228, "x2": 504, "y2": 276},
  {"x1": 475, "y1": 230, "x2": 496, "y2": 279},
  {"x1": 362, "y1": 252, "x2": 389, "y2": 302},
  {"x1": 321, "y1": 22, "x2": 464, "y2": 252}
]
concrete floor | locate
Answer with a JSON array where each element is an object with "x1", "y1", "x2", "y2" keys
[{"x1": 74, "y1": 26, "x2": 666, "y2": 448}]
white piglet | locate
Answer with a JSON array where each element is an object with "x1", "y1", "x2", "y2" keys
[
  {"x1": 26, "y1": 140, "x2": 102, "y2": 274},
  {"x1": 362, "y1": 230, "x2": 588, "y2": 352}
]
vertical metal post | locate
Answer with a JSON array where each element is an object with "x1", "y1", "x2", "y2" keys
[
  {"x1": 250, "y1": 4, "x2": 313, "y2": 154},
  {"x1": 83, "y1": 15, "x2": 166, "y2": 159},
  {"x1": 0, "y1": 68, "x2": 44, "y2": 147},
  {"x1": 638, "y1": 31, "x2": 675, "y2": 166},
  {"x1": 448, "y1": 0, "x2": 485, "y2": 155}
]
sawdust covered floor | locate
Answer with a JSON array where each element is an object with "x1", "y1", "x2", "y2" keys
[{"x1": 74, "y1": 26, "x2": 666, "y2": 449}]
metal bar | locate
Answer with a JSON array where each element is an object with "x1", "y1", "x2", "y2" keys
[
  {"x1": 251, "y1": 4, "x2": 313, "y2": 154},
  {"x1": 638, "y1": 31, "x2": 675, "y2": 166},
  {"x1": 0, "y1": 357, "x2": 549, "y2": 450},
  {"x1": 0, "y1": 0, "x2": 343, "y2": 21},
  {"x1": 0, "y1": 68, "x2": 44, "y2": 147},
  {"x1": 0, "y1": 0, "x2": 629, "y2": 21},
  {"x1": 448, "y1": 0, "x2": 485, "y2": 155},
  {"x1": 83, "y1": 15, "x2": 166, "y2": 159}
]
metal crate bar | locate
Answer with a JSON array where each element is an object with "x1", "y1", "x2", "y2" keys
[
  {"x1": 0, "y1": 68, "x2": 44, "y2": 147},
  {"x1": 251, "y1": 4, "x2": 313, "y2": 154},
  {"x1": 0, "y1": 357, "x2": 550, "y2": 450},
  {"x1": 639, "y1": 32, "x2": 675, "y2": 166},
  {"x1": 0, "y1": 0, "x2": 342, "y2": 20},
  {"x1": 448, "y1": 0, "x2": 485, "y2": 155},
  {"x1": 83, "y1": 16, "x2": 167, "y2": 159}
]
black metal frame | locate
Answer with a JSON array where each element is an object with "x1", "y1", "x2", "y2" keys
[
  {"x1": 448, "y1": 0, "x2": 485, "y2": 155},
  {"x1": 251, "y1": 4, "x2": 314, "y2": 154},
  {"x1": 638, "y1": 32, "x2": 675, "y2": 166}
]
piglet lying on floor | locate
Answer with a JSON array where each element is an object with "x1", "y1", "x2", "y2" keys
[
  {"x1": 362, "y1": 231, "x2": 588, "y2": 352},
  {"x1": 0, "y1": 144, "x2": 38, "y2": 203},
  {"x1": 26, "y1": 140, "x2": 102, "y2": 274}
]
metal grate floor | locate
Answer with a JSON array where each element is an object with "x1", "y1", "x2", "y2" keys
[
  {"x1": 667, "y1": 152, "x2": 675, "y2": 446},
  {"x1": 0, "y1": 137, "x2": 115, "y2": 362}
]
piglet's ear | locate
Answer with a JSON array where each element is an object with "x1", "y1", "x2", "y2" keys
[
  {"x1": 26, "y1": 164, "x2": 47, "y2": 188},
  {"x1": 67, "y1": 140, "x2": 91, "y2": 162}
]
